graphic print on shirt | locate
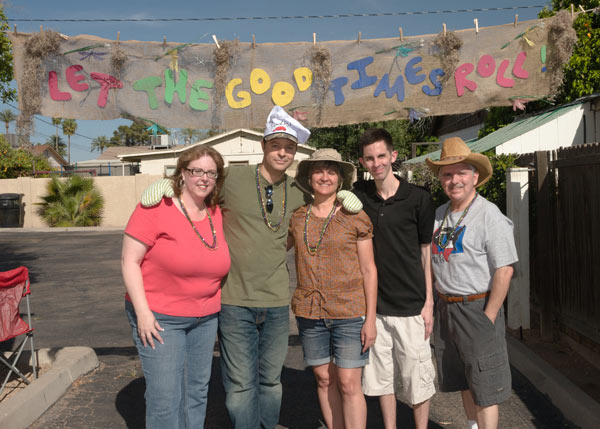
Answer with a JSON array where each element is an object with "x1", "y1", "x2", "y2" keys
[{"x1": 432, "y1": 225, "x2": 466, "y2": 262}]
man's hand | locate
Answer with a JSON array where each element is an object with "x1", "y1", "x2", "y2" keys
[
  {"x1": 337, "y1": 190, "x2": 363, "y2": 213},
  {"x1": 421, "y1": 303, "x2": 434, "y2": 340},
  {"x1": 141, "y1": 178, "x2": 175, "y2": 207},
  {"x1": 361, "y1": 318, "x2": 377, "y2": 353}
]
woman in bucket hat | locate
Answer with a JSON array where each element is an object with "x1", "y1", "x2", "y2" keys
[{"x1": 288, "y1": 148, "x2": 377, "y2": 428}]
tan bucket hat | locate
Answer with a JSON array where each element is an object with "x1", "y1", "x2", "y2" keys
[
  {"x1": 425, "y1": 137, "x2": 493, "y2": 187},
  {"x1": 295, "y1": 148, "x2": 356, "y2": 194}
]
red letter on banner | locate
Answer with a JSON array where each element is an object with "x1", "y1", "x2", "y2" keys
[
  {"x1": 66, "y1": 65, "x2": 89, "y2": 91},
  {"x1": 48, "y1": 71, "x2": 71, "y2": 101}
]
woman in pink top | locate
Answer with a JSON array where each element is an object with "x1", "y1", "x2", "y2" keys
[{"x1": 122, "y1": 145, "x2": 230, "y2": 428}]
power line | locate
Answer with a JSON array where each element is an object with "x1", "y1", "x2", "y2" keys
[{"x1": 8, "y1": 6, "x2": 546, "y2": 23}]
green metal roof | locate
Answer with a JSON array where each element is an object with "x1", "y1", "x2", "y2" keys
[{"x1": 404, "y1": 103, "x2": 580, "y2": 164}]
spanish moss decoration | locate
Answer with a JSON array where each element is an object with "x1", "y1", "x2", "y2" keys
[
  {"x1": 307, "y1": 45, "x2": 332, "y2": 125},
  {"x1": 547, "y1": 9, "x2": 578, "y2": 96},
  {"x1": 432, "y1": 31, "x2": 463, "y2": 87},
  {"x1": 111, "y1": 45, "x2": 127, "y2": 76},
  {"x1": 212, "y1": 39, "x2": 240, "y2": 129},
  {"x1": 18, "y1": 30, "x2": 62, "y2": 138}
]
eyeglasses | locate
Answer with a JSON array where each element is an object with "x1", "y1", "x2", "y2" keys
[
  {"x1": 185, "y1": 168, "x2": 218, "y2": 179},
  {"x1": 265, "y1": 185, "x2": 274, "y2": 213}
]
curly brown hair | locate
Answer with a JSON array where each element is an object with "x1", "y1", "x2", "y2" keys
[{"x1": 170, "y1": 146, "x2": 226, "y2": 208}]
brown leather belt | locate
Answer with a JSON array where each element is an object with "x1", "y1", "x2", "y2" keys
[{"x1": 437, "y1": 291, "x2": 490, "y2": 303}]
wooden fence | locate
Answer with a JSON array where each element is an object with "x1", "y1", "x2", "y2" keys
[{"x1": 532, "y1": 143, "x2": 600, "y2": 344}]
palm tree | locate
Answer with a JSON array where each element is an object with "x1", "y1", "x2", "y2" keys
[
  {"x1": 177, "y1": 128, "x2": 203, "y2": 145},
  {"x1": 91, "y1": 136, "x2": 112, "y2": 154},
  {"x1": 61, "y1": 119, "x2": 77, "y2": 164},
  {"x1": 36, "y1": 175, "x2": 104, "y2": 227},
  {"x1": 51, "y1": 117, "x2": 62, "y2": 150},
  {"x1": 0, "y1": 109, "x2": 16, "y2": 135},
  {"x1": 45, "y1": 135, "x2": 67, "y2": 157}
]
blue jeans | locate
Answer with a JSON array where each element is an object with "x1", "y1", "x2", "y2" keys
[
  {"x1": 125, "y1": 301, "x2": 218, "y2": 429},
  {"x1": 296, "y1": 317, "x2": 369, "y2": 368},
  {"x1": 218, "y1": 304, "x2": 289, "y2": 429}
]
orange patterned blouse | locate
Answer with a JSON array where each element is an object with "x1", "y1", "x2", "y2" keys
[{"x1": 290, "y1": 205, "x2": 373, "y2": 319}]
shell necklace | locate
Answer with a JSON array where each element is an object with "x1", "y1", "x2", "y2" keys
[
  {"x1": 436, "y1": 193, "x2": 477, "y2": 249},
  {"x1": 304, "y1": 202, "x2": 338, "y2": 255},
  {"x1": 255, "y1": 164, "x2": 287, "y2": 232},
  {"x1": 177, "y1": 197, "x2": 218, "y2": 250}
]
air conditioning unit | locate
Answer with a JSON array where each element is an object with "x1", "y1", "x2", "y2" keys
[{"x1": 151, "y1": 135, "x2": 170, "y2": 149}]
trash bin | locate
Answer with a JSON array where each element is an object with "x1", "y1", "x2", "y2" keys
[{"x1": 0, "y1": 193, "x2": 24, "y2": 228}]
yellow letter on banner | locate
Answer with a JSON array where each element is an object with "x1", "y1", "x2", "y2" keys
[
  {"x1": 225, "y1": 78, "x2": 251, "y2": 109},
  {"x1": 250, "y1": 68, "x2": 271, "y2": 94},
  {"x1": 271, "y1": 81, "x2": 295, "y2": 106},
  {"x1": 293, "y1": 67, "x2": 312, "y2": 91}
]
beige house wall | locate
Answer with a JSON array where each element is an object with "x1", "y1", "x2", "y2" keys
[{"x1": 0, "y1": 174, "x2": 162, "y2": 228}]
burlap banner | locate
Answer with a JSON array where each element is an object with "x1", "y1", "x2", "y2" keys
[{"x1": 9, "y1": 15, "x2": 566, "y2": 130}]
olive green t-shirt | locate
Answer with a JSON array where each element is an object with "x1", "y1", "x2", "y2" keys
[{"x1": 220, "y1": 165, "x2": 307, "y2": 307}]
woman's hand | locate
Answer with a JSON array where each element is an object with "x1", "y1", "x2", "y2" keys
[
  {"x1": 136, "y1": 310, "x2": 164, "y2": 349},
  {"x1": 361, "y1": 318, "x2": 377, "y2": 353}
]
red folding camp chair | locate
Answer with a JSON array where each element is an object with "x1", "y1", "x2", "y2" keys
[{"x1": 0, "y1": 266, "x2": 37, "y2": 395}]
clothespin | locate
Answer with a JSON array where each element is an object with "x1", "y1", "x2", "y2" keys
[
  {"x1": 313, "y1": 33, "x2": 316, "y2": 45},
  {"x1": 571, "y1": 4, "x2": 574, "y2": 18},
  {"x1": 579, "y1": 5, "x2": 586, "y2": 13},
  {"x1": 116, "y1": 31, "x2": 120, "y2": 46},
  {"x1": 399, "y1": 27, "x2": 403, "y2": 41},
  {"x1": 442, "y1": 23, "x2": 447, "y2": 37},
  {"x1": 163, "y1": 36, "x2": 167, "y2": 48},
  {"x1": 357, "y1": 32, "x2": 361, "y2": 44},
  {"x1": 212, "y1": 34, "x2": 220, "y2": 49},
  {"x1": 13, "y1": 24, "x2": 16, "y2": 35},
  {"x1": 252, "y1": 34, "x2": 256, "y2": 49},
  {"x1": 514, "y1": 14, "x2": 518, "y2": 27},
  {"x1": 474, "y1": 18, "x2": 479, "y2": 34},
  {"x1": 40, "y1": 25, "x2": 43, "y2": 32}
]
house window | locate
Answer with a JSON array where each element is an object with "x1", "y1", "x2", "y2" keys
[{"x1": 164, "y1": 165, "x2": 176, "y2": 176}]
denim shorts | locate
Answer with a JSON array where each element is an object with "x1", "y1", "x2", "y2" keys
[{"x1": 296, "y1": 316, "x2": 369, "y2": 369}]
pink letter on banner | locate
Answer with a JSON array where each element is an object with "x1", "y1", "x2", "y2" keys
[
  {"x1": 66, "y1": 65, "x2": 89, "y2": 91},
  {"x1": 90, "y1": 73, "x2": 123, "y2": 107},
  {"x1": 454, "y1": 63, "x2": 477, "y2": 97},
  {"x1": 48, "y1": 71, "x2": 71, "y2": 101},
  {"x1": 496, "y1": 60, "x2": 515, "y2": 88},
  {"x1": 512, "y1": 52, "x2": 529, "y2": 79},
  {"x1": 476, "y1": 55, "x2": 496, "y2": 78}
]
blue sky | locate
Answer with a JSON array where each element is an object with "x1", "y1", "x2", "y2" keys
[{"x1": 2, "y1": 0, "x2": 548, "y2": 162}]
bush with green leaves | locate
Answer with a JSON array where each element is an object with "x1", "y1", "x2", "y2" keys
[
  {"x1": 0, "y1": 138, "x2": 51, "y2": 178},
  {"x1": 403, "y1": 152, "x2": 517, "y2": 213},
  {"x1": 37, "y1": 175, "x2": 104, "y2": 227}
]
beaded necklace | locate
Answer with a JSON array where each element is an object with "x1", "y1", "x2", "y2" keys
[
  {"x1": 304, "y1": 202, "x2": 338, "y2": 256},
  {"x1": 255, "y1": 164, "x2": 287, "y2": 232},
  {"x1": 177, "y1": 197, "x2": 218, "y2": 250},
  {"x1": 436, "y1": 193, "x2": 477, "y2": 249}
]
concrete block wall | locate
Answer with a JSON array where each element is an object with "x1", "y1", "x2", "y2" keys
[{"x1": 0, "y1": 174, "x2": 162, "y2": 228}]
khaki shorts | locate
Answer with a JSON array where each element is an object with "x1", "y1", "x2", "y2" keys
[{"x1": 361, "y1": 314, "x2": 436, "y2": 405}]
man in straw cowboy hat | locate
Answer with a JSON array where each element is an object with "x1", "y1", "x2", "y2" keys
[
  {"x1": 426, "y1": 137, "x2": 518, "y2": 429},
  {"x1": 139, "y1": 106, "x2": 363, "y2": 429},
  {"x1": 354, "y1": 128, "x2": 436, "y2": 429}
]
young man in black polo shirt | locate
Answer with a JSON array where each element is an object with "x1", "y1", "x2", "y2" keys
[{"x1": 354, "y1": 128, "x2": 436, "y2": 429}]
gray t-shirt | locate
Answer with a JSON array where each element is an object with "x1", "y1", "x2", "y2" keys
[{"x1": 431, "y1": 195, "x2": 518, "y2": 295}]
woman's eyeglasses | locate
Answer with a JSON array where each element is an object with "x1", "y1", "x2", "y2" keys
[
  {"x1": 185, "y1": 168, "x2": 218, "y2": 179},
  {"x1": 265, "y1": 185, "x2": 274, "y2": 213}
]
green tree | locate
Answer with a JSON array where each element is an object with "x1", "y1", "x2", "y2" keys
[
  {"x1": 0, "y1": 108, "x2": 16, "y2": 135},
  {"x1": 309, "y1": 119, "x2": 433, "y2": 164},
  {"x1": 45, "y1": 135, "x2": 66, "y2": 156},
  {"x1": 178, "y1": 128, "x2": 203, "y2": 145},
  {"x1": 90, "y1": 135, "x2": 112, "y2": 153},
  {"x1": 0, "y1": 137, "x2": 51, "y2": 178},
  {"x1": 109, "y1": 121, "x2": 152, "y2": 146},
  {"x1": 0, "y1": 6, "x2": 16, "y2": 102},
  {"x1": 52, "y1": 117, "x2": 63, "y2": 149},
  {"x1": 61, "y1": 118, "x2": 77, "y2": 164},
  {"x1": 36, "y1": 175, "x2": 104, "y2": 227}
]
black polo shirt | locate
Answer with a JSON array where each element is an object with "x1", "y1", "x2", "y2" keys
[{"x1": 353, "y1": 178, "x2": 435, "y2": 317}]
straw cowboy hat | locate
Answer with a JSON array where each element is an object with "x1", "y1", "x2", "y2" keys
[
  {"x1": 426, "y1": 137, "x2": 493, "y2": 187},
  {"x1": 295, "y1": 148, "x2": 356, "y2": 194}
]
